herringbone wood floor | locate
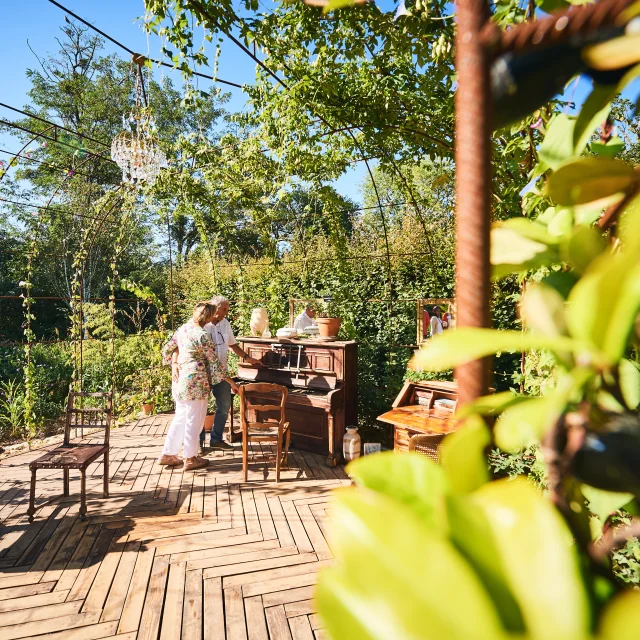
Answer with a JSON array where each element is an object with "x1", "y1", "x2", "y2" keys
[{"x1": 0, "y1": 414, "x2": 348, "y2": 639}]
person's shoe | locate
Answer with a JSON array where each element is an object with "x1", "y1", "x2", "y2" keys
[
  {"x1": 158, "y1": 454, "x2": 183, "y2": 467},
  {"x1": 209, "y1": 440, "x2": 233, "y2": 451},
  {"x1": 184, "y1": 455, "x2": 210, "y2": 471}
]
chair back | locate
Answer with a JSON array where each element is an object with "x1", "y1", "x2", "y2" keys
[
  {"x1": 64, "y1": 391, "x2": 113, "y2": 446},
  {"x1": 238, "y1": 383, "x2": 287, "y2": 437},
  {"x1": 408, "y1": 433, "x2": 445, "y2": 463}
]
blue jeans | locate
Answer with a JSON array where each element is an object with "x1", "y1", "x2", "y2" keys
[{"x1": 200, "y1": 380, "x2": 232, "y2": 445}]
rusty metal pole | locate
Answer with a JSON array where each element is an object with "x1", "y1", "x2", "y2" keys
[{"x1": 454, "y1": 0, "x2": 492, "y2": 405}]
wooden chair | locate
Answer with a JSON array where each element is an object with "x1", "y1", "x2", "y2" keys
[
  {"x1": 239, "y1": 383, "x2": 291, "y2": 483},
  {"x1": 28, "y1": 391, "x2": 112, "y2": 522},
  {"x1": 408, "y1": 433, "x2": 446, "y2": 463}
]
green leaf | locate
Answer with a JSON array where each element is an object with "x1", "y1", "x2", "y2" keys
[
  {"x1": 539, "y1": 114, "x2": 578, "y2": 171},
  {"x1": 547, "y1": 207, "x2": 574, "y2": 237},
  {"x1": 456, "y1": 391, "x2": 527, "y2": 419},
  {"x1": 563, "y1": 225, "x2": 607, "y2": 274},
  {"x1": 472, "y1": 479, "x2": 591, "y2": 640},
  {"x1": 316, "y1": 489, "x2": 507, "y2": 640},
  {"x1": 440, "y1": 416, "x2": 491, "y2": 494},
  {"x1": 599, "y1": 591, "x2": 640, "y2": 639},
  {"x1": 592, "y1": 136, "x2": 624, "y2": 158},
  {"x1": 582, "y1": 35, "x2": 640, "y2": 71},
  {"x1": 446, "y1": 494, "x2": 525, "y2": 632},
  {"x1": 347, "y1": 451, "x2": 449, "y2": 531},
  {"x1": 547, "y1": 157, "x2": 638, "y2": 207},
  {"x1": 520, "y1": 283, "x2": 568, "y2": 338},
  {"x1": 490, "y1": 226, "x2": 559, "y2": 279},
  {"x1": 619, "y1": 359, "x2": 640, "y2": 410},
  {"x1": 535, "y1": 0, "x2": 570, "y2": 10},
  {"x1": 572, "y1": 84, "x2": 613, "y2": 154},
  {"x1": 411, "y1": 328, "x2": 587, "y2": 373},
  {"x1": 581, "y1": 484, "x2": 634, "y2": 524},
  {"x1": 541, "y1": 270, "x2": 580, "y2": 299}
]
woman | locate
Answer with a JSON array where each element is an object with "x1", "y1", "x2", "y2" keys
[
  {"x1": 159, "y1": 301, "x2": 238, "y2": 471},
  {"x1": 430, "y1": 305, "x2": 444, "y2": 338}
]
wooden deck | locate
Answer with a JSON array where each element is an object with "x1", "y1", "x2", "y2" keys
[{"x1": 0, "y1": 414, "x2": 348, "y2": 639}]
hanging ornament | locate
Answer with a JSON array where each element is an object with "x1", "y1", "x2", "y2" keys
[{"x1": 111, "y1": 54, "x2": 167, "y2": 185}]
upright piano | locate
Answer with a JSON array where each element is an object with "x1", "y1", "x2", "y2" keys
[
  {"x1": 377, "y1": 380, "x2": 459, "y2": 452},
  {"x1": 234, "y1": 337, "x2": 357, "y2": 467}
]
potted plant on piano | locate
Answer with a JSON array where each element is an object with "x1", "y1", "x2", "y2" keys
[{"x1": 316, "y1": 297, "x2": 342, "y2": 339}]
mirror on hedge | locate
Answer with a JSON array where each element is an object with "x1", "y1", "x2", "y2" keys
[{"x1": 416, "y1": 298, "x2": 455, "y2": 344}]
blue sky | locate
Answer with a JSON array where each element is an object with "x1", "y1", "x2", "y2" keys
[{"x1": 0, "y1": 0, "x2": 366, "y2": 203}]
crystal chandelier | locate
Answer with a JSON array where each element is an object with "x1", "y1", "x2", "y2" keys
[{"x1": 111, "y1": 55, "x2": 168, "y2": 185}]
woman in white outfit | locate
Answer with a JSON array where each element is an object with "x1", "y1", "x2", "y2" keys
[
  {"x1": 158, "y1": 302, "x2": 236, "y2": 471},
  {"x1": 430, "y1": 305, "x2": 444, "y2": 338}
]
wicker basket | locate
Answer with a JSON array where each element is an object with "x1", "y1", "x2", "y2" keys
[{"x1": 408, "y1": 433, "x2": 446, "y2": 463}]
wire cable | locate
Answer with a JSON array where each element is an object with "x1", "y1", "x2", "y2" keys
[{"x1": 46, "y1": 0, "x2": 244, "y2": 89}]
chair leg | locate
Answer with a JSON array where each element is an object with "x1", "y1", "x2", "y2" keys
[
  {"x1": 276, "y1": 438, "x2": 282, "y2": 483},
  {"x1": 283, "y1": 429, "x2": 291, "y2": 467},
  {"x1": 103, "y1": 451, "x2": 109, "y2": 498},
  {"x1": 63, "y1": 468, "x2": 70, "y2": 497},
  {"x1": 27, "y1": 468, "x2": 37, "y2": 523},
  {"x1": 79, "y1": 469, "x2": 87, "y2": 520},
  {"x1": 242, "y1": 435, "x2": 248, "y2": 483}
]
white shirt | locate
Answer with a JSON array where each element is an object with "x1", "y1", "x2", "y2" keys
[
  {"x1": 430, "y1": 315, "x2": 443, "y2": 337},
  {"x1": 203, "y1": 318, "x2": 236, "y2": 374},
  {"x1": 293, "y1": 310, "x2": 316, "y2": 332}
]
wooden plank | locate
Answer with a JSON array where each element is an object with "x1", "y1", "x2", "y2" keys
[
  {"x1": 242, "y1": 569, "x2": 327, "y2": 598},
  {"x1": 177, "y1": 469, "x2": 195, "y2": 513},
  {"x1": 244, "y1": 595, "x2": 269, "y2": 640},
  {"x1": 67, "y1": 527, "x2": 117, "y2": 601},
  {"x1": 0, "y1": 581, "x2": 55, "y2": 601},
  {"x1": 39, "y1": 516, "x2": 88, "y2": 581},
  {"x1": 231, "y1": 560, "x2": 330, "y2": 592},
  {"x1": 203, "y1": 577, "x2": 225, "y2": 640},
  {"x1": 173, "y1": 537, "x2": 277, "y2": 565},
  {"x1": 4, "y1": 504, "x2": 57, "y2": 560},
  {"x1": 99, "y1": 540, "x2": 141, "y2": 623},
  {"x1": 284, "y1": 600, "x2": 315, "y2": 617},
  {"x1": 202, "y1": 475, "x2": 217, "y2": 519},
  {"x1": 82, "y1": 533, "x2": 127, "y2": 612},
  {"x1": 265, "y1": 605, "x2": 293, "y2": 640},
  {"x1": 308, "y1": 614, "x2": 324, "y2": 630},
  {"x1": 313, "y1": 630, "x2": 329, "y2": 640},
  {"x1": 288, "y1": 615, "x2": 315, "y2": 640},
  {"x1": 0, "y1": 599, "x2": 82, "y2": 628},
  {"x1": 204, "y1": 552, "x2": 318, "y2": 581},
  {"x1": 224, "y1": 585, "x2": 247, "y2": 640},
  {"x1": 216, "y1": 481, "x2": 231, "y2": 525},
  {"x1": 117, "y1": 547, "x2": 155, "y2": 634},
  {"x1": 137, "y1": 554, "x2": 170, "y2": 640},
  {"x1": 29, "y1": 507, "x2": 79, "y2": 572},
  {"x1": 54, "y1": 523, "x2": 101, "y2": 592},
  {"x1": 295, "y1": 503, "x2": 332, "y2": 560},
  {"x1": 281, "y1": 501, "x2": 314, "y2": 554},
  {"x1": 189, "y1": 471, "x2": 205, "y2": 515},
  {"x1": 241, "y1": 488, "x2": 261, "y2": 534},
  {"x1": 0, "y1": 589, "x2": 70, "y2": 613},
  {"x1": 229, "y1": 484, "x2": 244, "y2": 529},
  {"x1": 253, "y1": 491, "x2": 277, "y2": 541},
  {"x1": 0, "y1": 612, "x2": 101, "y2": 640},
  {"x1": 266, "y1": 496, "x2": 295, "y2": 547},
  {"x1": 264, "y1": 587, "x2": 315, "y2": 609},
  {"x1": 0, "y1": 571, "x2": 45, "y2": 590},
  {"x1": 182, "y1": 569, "x2": 203, "y2": 640},
  {"x1": 19, "y1": 620, "x2": 118, "y2": 640},
  {"x1": 150, "y1": 527, "x2": 251, "y2": 556},
  {"x1": 159, "y1": 560, "x2": 186, "y2": 640},
  {"x1": 187, "y1": 544, "x2": 296, "y2": 572}
]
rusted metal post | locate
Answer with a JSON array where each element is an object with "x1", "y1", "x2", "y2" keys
[{"x1": 454, "y1": 0, "x2": 492, "y2": 405}]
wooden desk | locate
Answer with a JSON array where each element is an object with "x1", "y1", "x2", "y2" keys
[{"x1": 377, "y1": 380, "x2": 458, "y2": 452}]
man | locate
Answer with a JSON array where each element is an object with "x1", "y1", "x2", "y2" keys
[
  {"x1": 293, "y1": 303, "x2": 317, "y2": 332},
  {"x1": 172, "y1": 295, "x2": 262, "y2": 450}
]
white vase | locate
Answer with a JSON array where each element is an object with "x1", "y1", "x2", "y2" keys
[
  {"x1": 343, "y1": 427, "x2": 361, "y2": 463},
  {"x1": 250, "y1": 308, "x2": 268, "y2": 336}
]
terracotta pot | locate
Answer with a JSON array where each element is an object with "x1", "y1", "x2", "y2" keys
[
  {"x1": 317, "y1": 317, "x2": 341, "y2": 338},
  {"x1": 141, "y1": 402, "x2": 155, "y2": 416},
  {"x1": 203, "y1": 414, "x2": 214, "y2": 431}
]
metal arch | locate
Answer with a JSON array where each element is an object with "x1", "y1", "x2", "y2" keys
[{"x1": 0, "y1": 125, "x2": 56, "y2": 184}]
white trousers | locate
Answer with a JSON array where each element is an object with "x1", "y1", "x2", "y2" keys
[{"x1": 162, "y1": 398, "x2": 207, "y2": 459}]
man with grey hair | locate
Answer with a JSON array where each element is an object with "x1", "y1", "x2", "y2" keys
[
  {"x1": 293, "y1": 303, "x2": 317, "y2": 332},
  {"x1": 172, "y1": 295, "x2": 261, "y2": 450}
]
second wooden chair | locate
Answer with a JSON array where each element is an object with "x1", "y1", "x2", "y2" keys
[{"x1": 238, "y1": 383, "x2": 291, "y2": 482}]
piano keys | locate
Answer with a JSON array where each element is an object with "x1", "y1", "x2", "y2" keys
[
  {"x1": 377, "y1": 380, "x2": 459, "y2": 452},
  {"x1": 235, "y1": 337, "x2": 357, "y2": 466}
]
